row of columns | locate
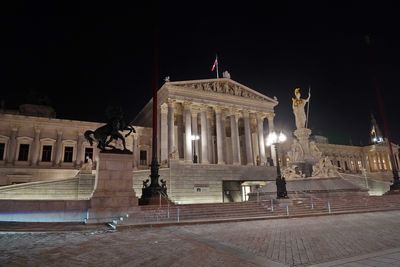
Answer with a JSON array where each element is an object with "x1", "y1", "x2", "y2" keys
[
  {"x1": 368, "y1": 152, "x2": 392, "y2": 171},
  {"x1": 160, "y1": 100, "x2": 275, "y2": 166}
]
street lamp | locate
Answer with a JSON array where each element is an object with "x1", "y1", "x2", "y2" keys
[
  {"x1": 191, "y1": 134, "x2": 200, "y2": 163},
  {"x1": 266, "y1": 131, "x2": 288, "y2": 199}
]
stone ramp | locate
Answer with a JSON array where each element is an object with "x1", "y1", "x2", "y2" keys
[
  {"x1": 284, "y1": 177, "x2": 364, "y2": 192},
  {"x1": 253, "y1": 176, "x2": 368, "y2": 199},
  {"x1": 339, "y1": 173, "x2": 391, "y2": 195},
  {"x1": 0, "y1": 174, "x2": 95, "y2": 200}
]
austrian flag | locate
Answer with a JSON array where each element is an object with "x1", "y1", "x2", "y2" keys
[{"x1": 211, "y1": 57, "x2": 218, "y2": 71}]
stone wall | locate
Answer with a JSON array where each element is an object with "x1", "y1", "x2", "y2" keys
[
  {"x1": 132, "y1": 160, "x2": 277, "y2": 204},
  {"x1": 0, "y1": 168, "x2": 79, "y2": 186},
  {"x1": 0, "y1": 199, "x2": 89, "y2": 222}
]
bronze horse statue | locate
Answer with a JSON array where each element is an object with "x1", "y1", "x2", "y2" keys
[{"x1": 84, "y1": 114, "x2": 135, "y2": 152}]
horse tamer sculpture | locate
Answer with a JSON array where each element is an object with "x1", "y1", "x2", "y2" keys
[{"x1": 84, "y1": 108, "x2": 135, "y2": 152}]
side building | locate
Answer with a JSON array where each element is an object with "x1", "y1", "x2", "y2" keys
[{"x1": 0, "y1": 107, "x2": 152, "y2": 185}]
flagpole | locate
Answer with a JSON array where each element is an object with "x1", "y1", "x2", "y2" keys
[
  {"x1": 306, "y1": 86, "x2": 311, "y2": 128},
  {"x1": 216, "y1": 54, "x2": 219, "y2": 79}
]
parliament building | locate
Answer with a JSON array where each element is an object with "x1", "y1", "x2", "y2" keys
[{"x1": 0, "y1": 77, "x2": 399, "y2": 203}]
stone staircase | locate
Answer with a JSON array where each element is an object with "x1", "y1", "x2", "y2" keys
[
  {"x1": 125, "y1": 194, "x2": 400, "y2": 225},
  {"x1": 0, "y1": 174, "x2": 95, "y2": 200}
]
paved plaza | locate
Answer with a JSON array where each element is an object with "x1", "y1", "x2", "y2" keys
[{"x1": 1, "y1": 211, "x2": 400, "y2": 266}]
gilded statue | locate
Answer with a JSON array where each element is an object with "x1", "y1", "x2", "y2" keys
[{"x1": 292, "y1": 88, "x2": 310, "y2": 129}]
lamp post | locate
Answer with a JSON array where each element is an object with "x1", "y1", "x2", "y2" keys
[
  {"x1": 267, "y1": 131, "x2": 288, "y2": 199},
  {"x1": 191, "y1": 135, "x2": 200, "y2": 163}
]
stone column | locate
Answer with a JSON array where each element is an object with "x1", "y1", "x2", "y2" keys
[
  {"x1": 267, "y1": 113, "x2": 277, "y2": 166},
  {"x1": 7, "y1": 127, "x2": 18, "y2": 165},
  {"x1": 256, "y1": 113, "x2": 266, "y2": 165},
  {"x1": 31, "y1": 127, "x2": 41, "y2": 166},
  {"x1": 54, "y1": 130, "x2": 63, "y2": 166},
  {"x1": 76, "y1": 132, "x2": 84, "y2": 167},
  {"x1": 243, "y1": 110, "x2": 253, "y2": 165},
  {"x1": 383, "y1": 152, "x2": 389, "y2": 170},
  {"x1": 184, "y1": 102, "x2": 192, "y2": 162},
  {"x1": 221, "y1": 114, "x2": 228, "y2": 163},
  {"x1": 215, "y1": 106, "x2": 225, "y2": 164},
  {"x1": 377, "y1": 153, "x2": 381, "y2": 170},
  {"x1": 168, "y1": 100, "x2": 175, "y2": 156},
  {"x1": 395, "y1": 152, "x2": 400, "y2": 171},
  {"x1": 206, "y1": 111, "x2": 214, "y2": 163},
  {"x1": 200, "y1": 107, "x2": 209, "y2": 164},
  {"x1": 191, "y1": 107, "x2": 199, "y2": 162},
  {"x1": 132, "y1": 134, "x2": 139, "y2": 169},
  {"x1": 378, "y1": 153, "x2": 384, "y2": 170},
  {"x1": 160, "y1": 103, "x2": 168, "y2": 165},
  {"x1": 230, "y1": 112, "x2": 240, "y2": 165}
]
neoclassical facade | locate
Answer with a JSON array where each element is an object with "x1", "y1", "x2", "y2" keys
[
  {"x1": 315, "y1": 142, "x2": 400, "y2": 175},
  {"x1": 135, "y1": 78, "x2": 279, "y2": 167},
  {"x1": 0, "y1": 77, "x2": 399, "y2": 203}
]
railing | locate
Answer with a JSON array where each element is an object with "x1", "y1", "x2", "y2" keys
[
  {"x1": 158, "y1": 191, "x2": 170, "y2": 220},
  {"x1": 135, "y1": 193, "x2": 400, "y2": 224}
]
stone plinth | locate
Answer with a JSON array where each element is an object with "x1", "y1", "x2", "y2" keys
[
  {"x1": 87, "y1": 153, "x2": 138, "y2": 223},
  {"x1": 294, "y1": 128, "x2": 312, "y2": 158}
]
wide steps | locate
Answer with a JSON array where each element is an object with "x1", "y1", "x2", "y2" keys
[{"x1": 135, "y1": 194, "x2": 400, "y2": 223}]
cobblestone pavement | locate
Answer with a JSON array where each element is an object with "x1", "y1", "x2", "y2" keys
[{"x1": 1, "y1": 211, "x2": 400, "y2": 266}]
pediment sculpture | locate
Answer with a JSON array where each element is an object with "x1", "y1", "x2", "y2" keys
[{"x1": 173, "y1": 81, "x2": 271, "y2": 102}]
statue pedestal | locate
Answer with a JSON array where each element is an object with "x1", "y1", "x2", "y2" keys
[
  {"x1": 286, "y1": 128, "x2": 316, "y2": 178},
  {"x1": 87, "y1": 152, "x2": 138, "y2": 223},
  {"x1": 294, "y1": 128, "x2": 312, "y2": 157}
]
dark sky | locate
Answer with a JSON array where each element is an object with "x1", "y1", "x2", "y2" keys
[{"x1": 1, "y1": 1, "x2": 400, "y2": 145}]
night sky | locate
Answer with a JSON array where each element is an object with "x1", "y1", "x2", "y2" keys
[{"x1": 1, "y1": 1, "x2": 400, "y2": 145}]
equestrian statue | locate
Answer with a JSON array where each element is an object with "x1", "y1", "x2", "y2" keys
[{"x1": 84, "y1": 107, "x2": 135, "y2": 153}]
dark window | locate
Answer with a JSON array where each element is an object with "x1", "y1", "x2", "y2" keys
[
  {"x1": 344, "y1": 161, "x2": 349, "y2": 170},
  {"x1": 18, "y1": 144, "x2": 29, "y2": 161},
  {"x1": 84, "y1": 147, "x2": 93, "y2": 162},
  {"x1": 64, "y1": 146, "x2": 74, "y2": 162},
  {"x1": 41, "y1": 145, "x2": 52, "y2": 162},
  {"x1": 140, "y1": 150, "x2": 147, "y2": 165},
  {"x1": 0, "y1": 143, "x2": 4, "y2": 161},
  {"x1": 337, "y1": 161, "x2": 341, "y2": 167}
]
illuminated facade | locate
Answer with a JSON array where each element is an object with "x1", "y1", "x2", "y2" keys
[{"x1": 0, "y1": 78, "x2": 399, "y2": 203}]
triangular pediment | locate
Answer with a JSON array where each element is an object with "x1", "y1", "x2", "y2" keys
[{"x1": 165, "y1": 78, "x2": 278, "y2": 104}]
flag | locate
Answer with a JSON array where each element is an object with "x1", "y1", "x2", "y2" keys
[{"x1": 211, "y1": 56, "x2": 218, "y2": 72}]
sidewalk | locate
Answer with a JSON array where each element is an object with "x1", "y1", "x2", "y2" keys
[
  {"x1": 311, "y1": 247, "x2": 400, "y2": 267},
  {"x1": 1, "y1": 211, "x2": 400, "y2": 266}
]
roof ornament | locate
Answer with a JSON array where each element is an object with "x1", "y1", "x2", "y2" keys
[{"x1": 222, "y1": 70, "x2": 231, "y2": 79}]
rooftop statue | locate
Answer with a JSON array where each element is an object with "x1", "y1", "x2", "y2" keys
[
  {"x1": 84, "y1": 107, "x2": 135, "y2": 153},
  {"x1": 292, "y1": 88, "x2": 310, "y2": 129}
]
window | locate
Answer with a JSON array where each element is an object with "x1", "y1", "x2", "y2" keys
[
  {"x1": 41, "y1": 145, "x2": 52, "y2": 162},
  {"x1": 84, "y1": 147, "x2": 93, "y2": 162},
  {"x1": 64, "y1": 146, "x2": 74, "y2": 163},
  {"x1": 0, "y1": 143, "x2": 4, "y2": 160},
  {"x1": 18, "y1": 144, "x2": 29, "y2": 161},
  {"x1": 140, "y1": 150, "x2": 147, "y2": 165}
]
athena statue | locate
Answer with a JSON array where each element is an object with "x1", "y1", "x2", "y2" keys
[{"x1": 292, "y1": 88, "x2": 310, "y2": 129}]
